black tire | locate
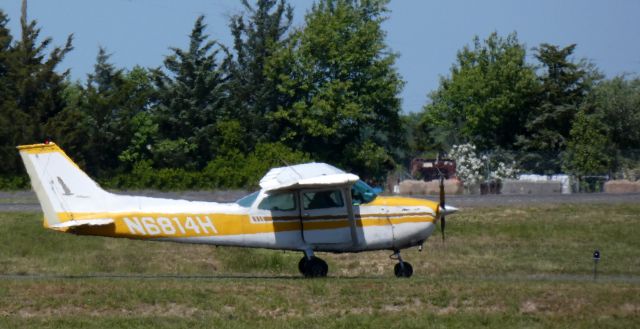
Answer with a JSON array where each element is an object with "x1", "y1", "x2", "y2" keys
[
  {"x1": 298, "y1": 256, "x2": 308, "y2": 275},
  {"x1": 302, "y1": 256, "x2": 328, "y2": 278},
  {"x1": 394, "y1": 262, "x2": 413, "y2": 278}
]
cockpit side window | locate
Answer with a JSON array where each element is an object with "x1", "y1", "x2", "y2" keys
[
  {"x1": 303, "y1": 190, "x2": 344, "y2": 210},
  {"x1": 258, "y1": 192, "x2": 297, "y2": 211}
]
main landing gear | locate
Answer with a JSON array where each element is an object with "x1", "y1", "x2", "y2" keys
[
  {"x1": 299, "y1": 252, "x2": 328, "y2": 278},
  {"x1": 297, "y1": 250, "x2": 413, "y2": 278},
  {"x1": 390, "y1": 250, "x2": 413, "y2": 278}
]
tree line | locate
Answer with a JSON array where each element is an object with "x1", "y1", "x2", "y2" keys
[
  {"x1": 407, "y1": 32, "x2": 640, "y2": 178},
  {"x1": 1, "y1": 1, "x2": 639, "y2": 190},
  {"x1": 1, "y1": 0, "x2": 403, "y2": 189}
]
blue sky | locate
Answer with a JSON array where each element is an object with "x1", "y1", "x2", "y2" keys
[{"x1": 2, "y1": 0, "x2": 639, "y2": 113}]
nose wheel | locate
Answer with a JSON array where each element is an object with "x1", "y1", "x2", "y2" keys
[
  {"x1": 394, "y1": 262, "x2": 413, "y2": 278},
  {"x1": 298, "y1": 255, "x2": 328, "y2": 278},
  {"x1": 390, "y1": 251, "x2": 413, "y2": 278}
]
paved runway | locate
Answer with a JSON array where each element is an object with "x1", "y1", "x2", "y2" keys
[{"x1": 1, "y1": 190, "x2": 639, "y2": 212}]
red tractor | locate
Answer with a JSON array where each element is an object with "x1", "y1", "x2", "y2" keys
[{"x1": 410, "y1": 158, "x2": 457, "y2": 181}]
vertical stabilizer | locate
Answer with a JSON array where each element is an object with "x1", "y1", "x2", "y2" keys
[{"x1": 17, "y1": 143, "x2": 111, "y2": 228}]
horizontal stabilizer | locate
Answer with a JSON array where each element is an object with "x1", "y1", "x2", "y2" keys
[{"x1": 50, "y1": 218, "x2": 114, "y2": 229}]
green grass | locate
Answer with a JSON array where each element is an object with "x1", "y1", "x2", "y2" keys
[
  {"x1": 0, "y1": 203, "x2": 639, "y2": 328},
  {"x1": 1, "y1": 279, "x2": 638, "y2": 328}
]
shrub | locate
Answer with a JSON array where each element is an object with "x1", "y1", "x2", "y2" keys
[
  {"x1": 449, "y1": 143, "x2": 483, "y2": 186},
  {"x1": 100, "y1": 142, "x2": 310, "y2": 190},
  {"x1": 0, "y1": 175, "x2": 30, "y2": 190}
]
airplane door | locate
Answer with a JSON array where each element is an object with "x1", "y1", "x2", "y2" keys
[{"x1": 300, "y1": 188, "x2": 353, "y2": 245}]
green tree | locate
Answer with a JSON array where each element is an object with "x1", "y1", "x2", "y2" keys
[
  {"x1": 267, "y1": 0, "x2": 403, "y2": 178},
  {"x1": 0, "y1": 11, "x2": 11, "y2": 97},
  {"x1": 0, "y1": 10, "x2": 17, "y2": 175},
  {"x1": 0, "y1": 1, "x2": 72, "y2": 176},
  {"x1": 518, "y1": 43, "x2": 600, "y2": 173},
  {"x1": 401, "y1": 112, "x2": 436, "y2": 158},
  {"x1": 423, "y1": 32, "x2": 539, "y2": 152},
  {"x1": 564, "y1": 109, "x2": 611, "y2": 176},
  {"x1": 82, "y1": 48, "x2": 130, "y2": 174},
  {"x1": 585, "y1": 76, "x2": 640, "y2": 175},
  {"x1": 152, "y1": 16, "x2": 229, "y2": 169},
  {"x1": 48, "y1": 50, "x2": 156, "y2": 176},
  {"x1": 228, "y1": 0, "x2": 293, "y2": 145},
  {"x1": 592, "y1": 76, "x2": 640, "y2": 152},
  {"x1": 44, "y1": 82, "x2": 92, "y2": 169},
  {"x1": 114, "y1": 66, "x2": 158, "y2": 169}
]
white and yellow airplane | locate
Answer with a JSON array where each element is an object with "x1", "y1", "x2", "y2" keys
[{"x1": 18, "y1": 142, "x2": 457, "y2": 278}]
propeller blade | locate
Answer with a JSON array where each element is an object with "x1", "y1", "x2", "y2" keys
[
  {"x1": 439, "y1": 175, "x2": 446, "y2": 242},
  {"x1": 441, "y1": 215, "x2": 446, "y2": 242},
  {"x1": 439, "y1": 176, "x2": 445, "y2": 206}
]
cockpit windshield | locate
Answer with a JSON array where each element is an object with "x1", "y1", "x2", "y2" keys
[
  {"x1": 351, "y1": 180, "x2": 378, "y2": 205},
  {"x1": 237, "y1": 181, "x2": 377, "y2": 208},
  {"x1": 236, "y1": 191, "x2": 259, "y2": 208}
]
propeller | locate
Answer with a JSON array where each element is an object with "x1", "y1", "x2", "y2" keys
[{"x1": 439, "y1": 174, "x2": 446, "y2": 242}]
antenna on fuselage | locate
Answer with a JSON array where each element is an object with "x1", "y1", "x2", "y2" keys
[{"x1": 279, "y1": 157, "x2": 303, "y2": 180}]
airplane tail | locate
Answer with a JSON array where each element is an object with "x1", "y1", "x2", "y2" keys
[{"x1": 17, "y1": 142, "x2": 113, "y2": 228}]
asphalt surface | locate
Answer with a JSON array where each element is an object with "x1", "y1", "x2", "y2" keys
[
  {"x1": 1, "y1": 190, "x2": 638, "y2": 212},
  {"x1": 433, "y1": 192, "x2": 640, "y2": 208}
]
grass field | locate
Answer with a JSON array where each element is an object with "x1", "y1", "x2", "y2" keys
[{"x1": 1, "y1": 203, "x2": 639, "y2": 328}]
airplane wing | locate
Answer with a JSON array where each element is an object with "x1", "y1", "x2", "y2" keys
[{"x1": 260, "y1": 162, "x2": 359, "y2": 191}]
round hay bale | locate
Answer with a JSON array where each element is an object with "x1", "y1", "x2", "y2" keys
[
  {"x1": 399, "y1": 180, "x2": 417, "y2": 195},
  {"x1": 604, "y1": 180, "x2": 640, "y2": 194}
]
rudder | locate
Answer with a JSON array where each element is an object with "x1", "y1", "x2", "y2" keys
[{"x1": 17, "y1": 142, "x2": 111, "y2": 228}]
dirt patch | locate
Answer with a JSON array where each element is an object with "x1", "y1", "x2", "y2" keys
[
  {"x1": 520, "y1": 300, "x2": 538, "y2": 313},
  {"x1": 620, "y1": 303, "x2": 640, "y2": 315},
  {"x1": 11, "y1": 302, "x2": 201, "y2": 318},
  {"x1": 436, "y1": 305, "x2": 458, "y2": 315}
]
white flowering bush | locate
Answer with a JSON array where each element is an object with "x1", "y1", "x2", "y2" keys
[
  {"x1": 449, "y1": 143, "x2": 483, "y2": 186},
  {"x1": 622, "y1": 166, "x2": 640, "y2": 181},
  {"x1": 449, "y1": 143, "x2": 518, "y2": 187},
  {"x1": 490, "y1": 161, "x2": 519, "y2": 180}
]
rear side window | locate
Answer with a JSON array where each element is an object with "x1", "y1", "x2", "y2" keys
[
  {"x1": 236, "y1": 191, "x2": 259, "y2": 208},
  {"x1": 258, "y1": 192, "x2": 297, "y2": 211},
  {"x1": 303, "y1": 190, "x2": 344, "y2": 210}
]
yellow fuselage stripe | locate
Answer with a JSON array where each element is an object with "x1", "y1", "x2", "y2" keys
[{"x1": 55, "y1": 211, "x2": 435, "y2": 239}]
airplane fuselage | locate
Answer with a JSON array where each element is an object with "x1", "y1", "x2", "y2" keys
[{"x1": 64, "y1": 194, "x2": 439, "y2": 253}]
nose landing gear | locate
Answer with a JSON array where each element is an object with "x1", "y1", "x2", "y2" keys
[{"x1": 390, "y1": 250, "x2": 413, "y2": 278}]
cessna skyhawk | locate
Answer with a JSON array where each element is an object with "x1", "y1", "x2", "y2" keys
[{"x1": 18, "y1": 142, "x2": 457, "y2": 278}]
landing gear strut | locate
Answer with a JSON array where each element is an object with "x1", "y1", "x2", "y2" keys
[
  {"x1": 390, "y1": 250, "x2": 413, "y2": 278},
  {"x1": 298, "y1": 252, "x2": 328, "y2": 278}
]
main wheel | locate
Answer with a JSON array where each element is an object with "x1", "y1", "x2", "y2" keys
[
  {"x1": 298, "y1": 256, "x2": 308, "y2": 275},
  {"x1": 394, "y1": 262, "x2": 413, "y2": 278},
  {"x1": 301, "y1": 256, "x2": 328, "y2": 278}
]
